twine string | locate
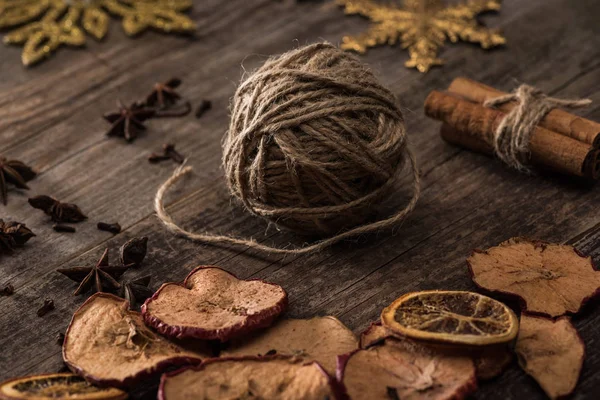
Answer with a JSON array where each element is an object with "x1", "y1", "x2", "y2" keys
[
  {"x1": 154, "y1": 43, "x2": 421, "y2": 254},
  {"x1": 484, "y1": 84, "x2": 591, "y2": 171},
  {"x1": 154, "y1": 146, "x2": 420, "y2": 255}
]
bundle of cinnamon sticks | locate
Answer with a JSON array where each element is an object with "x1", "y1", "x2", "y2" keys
[{"x1": 424, "y1": 77, "x2": 600, "y2": 179}]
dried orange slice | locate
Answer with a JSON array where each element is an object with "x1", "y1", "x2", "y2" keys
[
  {"x1": 0, "y1": 373, "x2": 127, "y2": 400},
  {"x1": 381, "y1": 290, "x2": 518, "y2": 346}
]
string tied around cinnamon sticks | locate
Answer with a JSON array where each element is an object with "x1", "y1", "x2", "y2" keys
[
  {"x1": 424, "y1": 77, "x2": 600, "y2": 179},
  {"x1": 485, "y1": 84, "x2": 592, "y2": 172}
]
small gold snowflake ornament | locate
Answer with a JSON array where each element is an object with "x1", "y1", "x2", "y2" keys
[
  {"x1": 0, "y1": 0, "x2": 196, "y2": 66},
  {"x1": 337, "y1": 0, "x2": 506, "y2": 73}
]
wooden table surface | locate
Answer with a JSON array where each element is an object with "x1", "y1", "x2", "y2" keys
[{"x1": 1, "y1": 0, "x2": 599, "y2": 398}]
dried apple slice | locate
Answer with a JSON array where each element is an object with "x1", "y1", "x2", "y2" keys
[
  {"x1": 0, "y1": 373, "x2": 127, "y2": 400},
  {"x1": 222, "y1": 316, "x2": 358, "y2": 373},
  {"x1": 63, "y1": 293, "x2": 204, "y2": 388},
  {"x1": 472, "y1": 345, "x2": 512, "y2": 381},
  {"x1": 158, "y1": 356, "x2": 343, "y2": 400},
  {"x1": 360, "y1": 322, "x2": 511, "y2": 381},
  {"x1": 338, "y1": 338, "x2": 477, "y2": 400},
  {"x1": 142, "y1": 266, "x2": 287, "y2": 341},
  {"x1": 360, "y1": 321, "x2": 399, "y2": 349},
  {"x1": 468, "y1": 238, "x2": 600, "y2": 317},
  {"x1": 515, "y1": 314, "x2": 584, "y2": 399},
  {"x1": 381, "y1": 290, "x2": 518, "y2": 346}
]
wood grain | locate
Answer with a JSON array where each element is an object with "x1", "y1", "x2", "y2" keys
[{"x1": 1, "y1": 0, "x2": 599, "y2": 398}]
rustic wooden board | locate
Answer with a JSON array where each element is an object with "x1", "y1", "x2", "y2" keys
[{"x1": 1, "y1": 0, "x2": 599, "y2": 398}]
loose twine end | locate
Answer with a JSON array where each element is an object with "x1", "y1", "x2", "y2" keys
[{"x1": 154, "y1": 146, "x2": 420, "y2": 255}]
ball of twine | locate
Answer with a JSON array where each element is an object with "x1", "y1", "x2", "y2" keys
[{"x1": 156, "y1": 43, "x2": 420, "y2": 254}]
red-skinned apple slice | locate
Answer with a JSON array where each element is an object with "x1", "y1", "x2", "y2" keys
[
  {"x1": 338, "y1": 337, "x2": 477, "y2": 400},
  {"x1": 360, "y1": 322, "x2": 512, "y2": 381},
  {"x1": 468, "y1": 238, "x2": 600, "y2": 317},
  {"x1": 222, "y1": 316, "x2": 358, "y2": 373},
  {"x1": 515, "y1": 314, "x2": 584, "y2": 399},
  {"x1": 63, "y1": 293, "x2": 204, "y2": 388},
  {"x1": 158, "y1": 355, "x2": 345, "y2": 400},
  {"x1": 142, "y1": 266, "x2": 288, "y2": 341}
]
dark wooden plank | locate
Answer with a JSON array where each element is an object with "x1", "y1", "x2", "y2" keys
[{"x1": 1, "y1": 0, "x2": 600, "y2": 399}]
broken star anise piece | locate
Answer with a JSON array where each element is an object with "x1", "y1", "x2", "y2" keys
[
  {"x1": 468, "y1": 237, "x2": 600, "y2": 317},
  {"x1": 29, "y1": 195, "x2": 87, "y2": 223},
  {"x1": 56, "y1": 249, "x2": 129, "y2": 296},
  {"x1": 0, "y1": 219, "x2": 35, "y2": 255},
  {"x1": 146, "y1": 78, "x2": 183, "y2": 109},
  {"x1": 103, "y1": 101, "x2": 155, "y2": 142},
  {"x1": 148, "y1": 143, "x2": 185, "y2": 164},
  {"x1": 0, "y1": 156, "x2": 37, "y2": 205},
  {"x1": 120, "y1": 275, "x2": 153, "y2": 310},
  {"x1": 119, "y1": 236, "x2": 148, "y2": 267}
]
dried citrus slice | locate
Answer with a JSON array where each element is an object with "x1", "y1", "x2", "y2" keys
[
  {"x1": 381, "y1": 290, "x2": 518, "y2": 346},
  {"x1": 468, "y1": 238, "x2": 600, "y2": 317},
  {"x1": 221, "y1": 316, "x2": 358, "y2": 374},
  {"x1": 159, "y1": 356, "x2": 343, "y2": 400},
  {"x1": 0, "y1": 373, "x2": 127, "y2": 400},
  {"x1": 63, "y1": 293, "x2": 204, "y2": 388},
  {"x1": 142, "y1": 266, "x2": 287, "y2": 341},
  {"x1": 515, "y1": 314, "x2": 584, "y2": 399},
  {"x1": 338, "y1": 337, "x2": 477, "y2": 400}
]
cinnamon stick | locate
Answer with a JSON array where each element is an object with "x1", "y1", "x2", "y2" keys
[
  {"x1": 425, "y1": 91, "x2": 599, "y2": 178},
  {"x1": 448, "y1": 77, "x2": 600, "y2": 147}
]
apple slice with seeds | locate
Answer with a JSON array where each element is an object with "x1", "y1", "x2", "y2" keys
[
  {"x1": 468, "y1": 237, "x2": 600, "y2": 317},
  {"x1": 0, "y1": 373, "x2": 127, "y2": 400},
  {"x1": 515, "y1": 314, "x2": 584, "y2": 399},
  {"x1": 381, "y1": 290, "x2": 518, "y2": 346},
  {"x1": 360, "y1": 321, "x2": 512, "y2": 381},
  {"x1": 158, "y1": 356, "x2": 345, "y2": 400},
  {"x1": 63, "y1": 293, "x2": 204, "y2": 388},
  {"x1": 142, "y1": 266, "x2": 287, "y2": 342},
  {"x1": 338, "y1": 337, "x2": 477, "y2": 400},
  {"x1": 222, "y1": 316, "x2": 358, "y2": 374}
]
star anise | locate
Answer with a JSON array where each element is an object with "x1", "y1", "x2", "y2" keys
[
  {"x1": 148, "y1": 143, "x2": 185, "y2": 164},
  {"x1": 120, "y1": 275, "x2": 153, "y2": 309},
  {"x1": 0, "y1": 156, "x2": 37, "y2": 205},
  {"x1": 0, "y1": 219, "x2": 35, "y2": 255},
  {"x1": 120, "y1": 236, "x2": 148, "y2": 267},
  {"x1": 28, "y1": 195, "x2": 87, "y2": 223},
  {"x1": 56, "y1": 249, "x2": 129, "y2": 296},
  {"x1": 146, "y1": 78, "x2": 183, "y2": 109},
  {"x1": 103, "y1": 101, "x2": 155, "y2": 142}
]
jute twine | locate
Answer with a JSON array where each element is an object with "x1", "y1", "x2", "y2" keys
[
  {"x1": 485, "y1": 84, "x2": 592, "y2": 172},
  {"x1": 155, "y1": 43, "x2": 420, "y2": 254}
]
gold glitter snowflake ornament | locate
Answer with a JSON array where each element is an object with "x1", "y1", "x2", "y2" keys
[
  {"x1": 337, "y1": 0, "x2": 506, "y2": 73},
  {"x1": 0, "y1": 0, "x2": 195, "y2": 66}
]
